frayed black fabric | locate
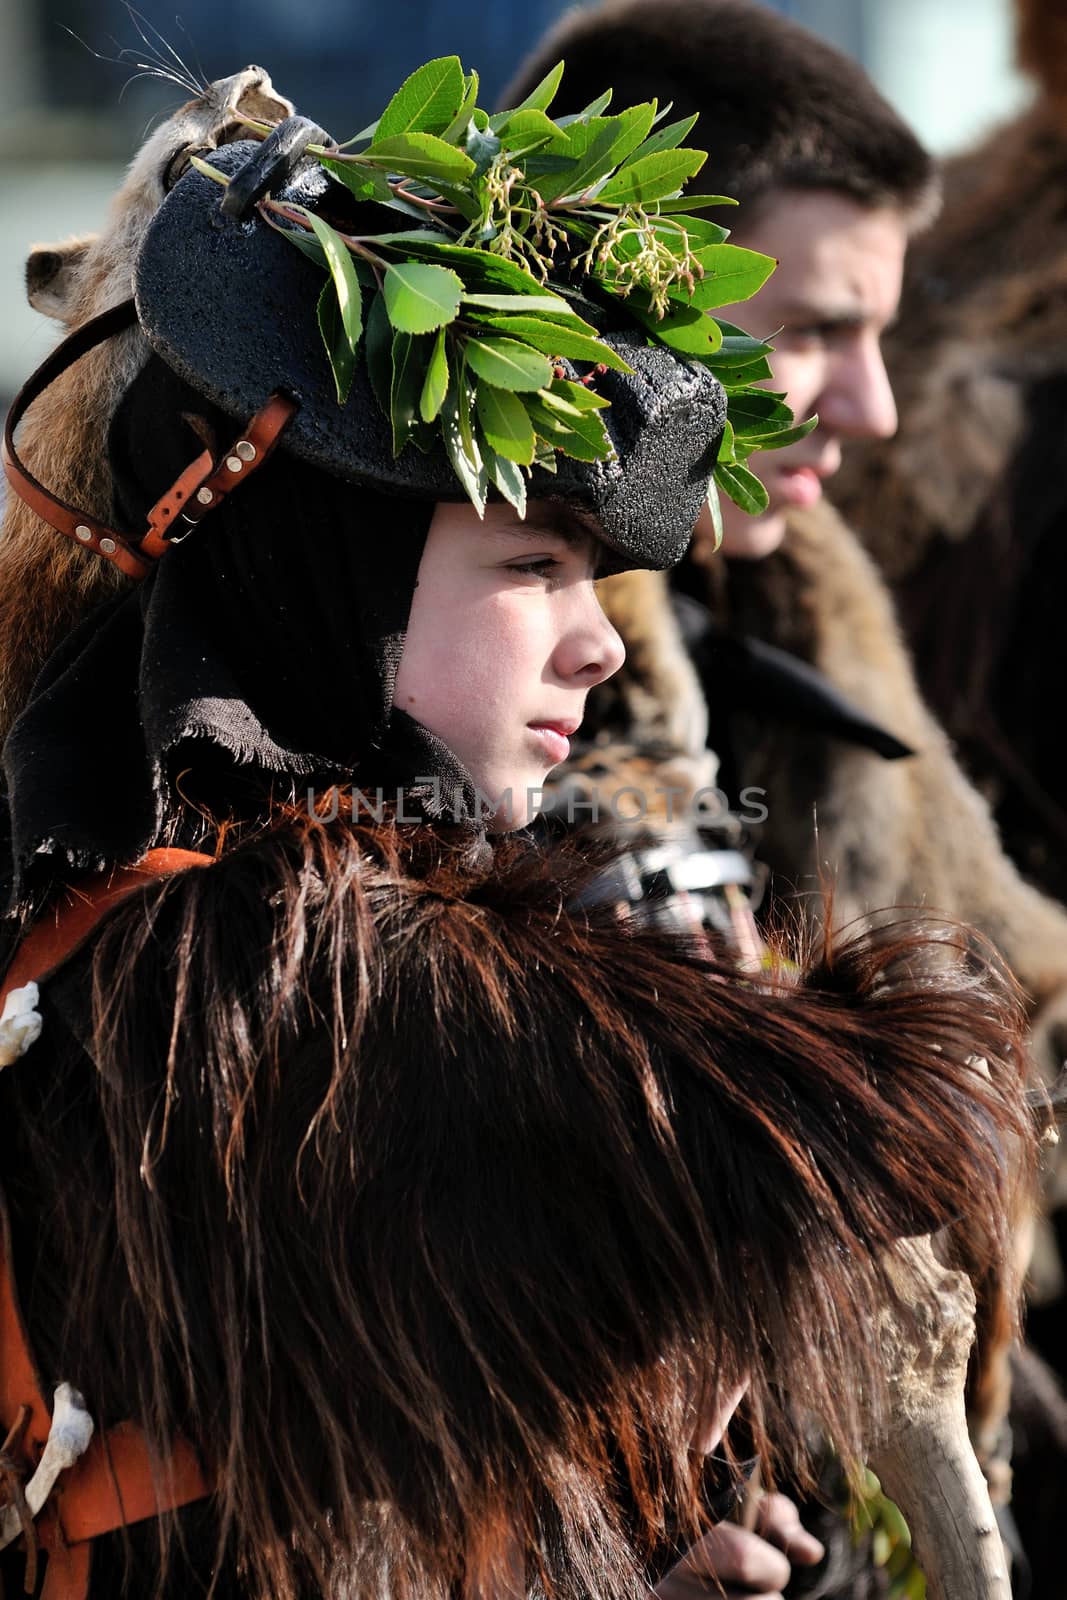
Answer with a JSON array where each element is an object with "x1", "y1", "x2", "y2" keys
[{"x1": 2, "y1": 356, "x2": 480, "y2": 905}]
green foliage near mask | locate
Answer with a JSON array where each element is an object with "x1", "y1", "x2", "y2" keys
[{"x1": 193, "y1": 55, "x2": 814, "y2": 524}]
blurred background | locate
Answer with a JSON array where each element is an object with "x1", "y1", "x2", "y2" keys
[{"x1": 0, "y1": 0, "x2": 1032, "y2": 403}]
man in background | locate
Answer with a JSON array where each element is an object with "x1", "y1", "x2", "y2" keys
[{"x1": 507, "y1": 5, "x2": 1067, "y2": 1595}]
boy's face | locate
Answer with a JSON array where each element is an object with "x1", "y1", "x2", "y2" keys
[
  {"x1": 698, "y1": 187, "x2": 907, "y2": 560},
  {"x1": 394, "y1": 500, "x2": 626, "y2": 830}
]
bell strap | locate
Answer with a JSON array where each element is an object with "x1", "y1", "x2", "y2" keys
[{"x1": 2, "y1": 298, "x2": 298, "y2": 580}]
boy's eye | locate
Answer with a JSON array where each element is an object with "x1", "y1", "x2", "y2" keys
[{"x1": 509, "y1": 557, "x2": 561, "y2": 579}]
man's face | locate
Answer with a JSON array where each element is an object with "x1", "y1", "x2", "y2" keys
[{"x1": 701, "y1": 187, "x2": 907, "y2": 560}]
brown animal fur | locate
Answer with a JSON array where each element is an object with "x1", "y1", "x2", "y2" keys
[
  {"x1": 595, "y1": 510, "x2": 1067, "y2": 1038},
  {"x1": 0, "y1": 68, "x2": 292, "y2": 736},
  {"x1": 0, "y1": 804, "x2": 1032, "y2": 1599}
]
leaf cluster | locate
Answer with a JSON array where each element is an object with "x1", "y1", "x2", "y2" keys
[{"x1": 207, "y1": 55, "x2": 811, "y2": 520}]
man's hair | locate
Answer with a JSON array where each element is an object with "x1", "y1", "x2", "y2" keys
[{"x1": 501, "y1": 0, "x2": 938, "y2": 228}]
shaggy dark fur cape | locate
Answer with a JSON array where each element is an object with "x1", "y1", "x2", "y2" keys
[{"x1": 0, "y1": 808, "x2": 1030, "y2": 1600}]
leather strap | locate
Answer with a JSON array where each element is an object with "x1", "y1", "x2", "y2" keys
[
  {"x1": 0, "y1": 847, "x2": 215, "y2": 1599},
  {"x1": 1, "y1": 849, "x2": 215, "y2": 1000},
  {"x1": 2, "y1": 299, "x2": 298, "y2": 580}
]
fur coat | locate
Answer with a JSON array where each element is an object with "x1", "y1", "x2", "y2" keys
[{"x1": 833, "y1": 0, "x2": 1067, "y2": 913}]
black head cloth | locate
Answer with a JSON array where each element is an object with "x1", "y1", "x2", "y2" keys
[{"x1": 2, "y1": 356, "x2": 474, "y2": 904}]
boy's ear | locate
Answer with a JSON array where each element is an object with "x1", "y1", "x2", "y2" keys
[{"x1": 26, "y1": 236, "x2": 96, "y2": 320}]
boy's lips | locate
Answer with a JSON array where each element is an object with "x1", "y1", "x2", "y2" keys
[{"x1": 528, "y1": 718, "x2": 581, "y2": 764}]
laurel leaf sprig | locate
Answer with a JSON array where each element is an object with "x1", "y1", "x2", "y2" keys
[{"x1": 209, "y1": 55, "x2": 816, "y2": 518}]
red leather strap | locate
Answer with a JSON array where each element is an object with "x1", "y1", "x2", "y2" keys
[
  {"x1": 2, "y1": 299, "x2": 298, "y2": 580},
  {"x1": 39, "y1": 1538, "x2": 90, "y2": 1600},
  {"x1": 1, "y1": 849, "x2": 215, "y2": 1001},
  {"x1": 0, "y1": 847, "x2": 215, "y2": 1599}
]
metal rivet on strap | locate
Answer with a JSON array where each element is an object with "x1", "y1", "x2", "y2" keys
[
  {"x1": 196, "y1": 487, "x2": 214, "y2": 505},
  {"x1": 235, "y1": 440, "x2": 257, "y2": 462},
  {"x1": 225, "y1": 455, "x2": 243, "y2": 473},
  {"x1": 99, "y1": 537, "x2": 117, "y2": 555},
  {"x1": 74, "y1": 524, "x2": 93, "y2": 543}
]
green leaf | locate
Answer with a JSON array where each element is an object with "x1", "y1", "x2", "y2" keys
[
  {"x1": 711, "y1": 354, "x2": 774, "y2": 385},
  {"x1": 558, "y1": 89, "x2": 613, "y2": 125},
  {"x1": 728, "y1": 390, "x2": 792, "y2": 432},
  {"x1": 741, "y1": 416, "x2": 819, "y2": 451},
  {"x1": 589, "y1": 102, "x2": 659, "y2": 180},
  {"x1": 365, "y1": 291, "x2": 393, "y2": 416},
  {"x1": 655, "y1": 193, "x2": 738, "y2": 213},
  {"x1": 704, "y1": 477, "x2": 723, "y2": 550},
  {"x1": 373, "y1": 235, "x2": 549, "y2": 297},
  {"x1": 489, "y1": 106, "x2": 560, "y2": 153},
  {"x1": 475, "y1": 383, "x2": 536, "y2": 464},
  {"x1": 670, "y1": 214, "x2": 733, "y2": 250},
  {"x1": 533, "y1": 115, "x2": 634, "y2": 203},
  {"x1": 189, "y1": 153, "x2": 229, "y2": 187},
  {"x1": 440, "y1": 69, "x2": 480, "y2": 145},
  {"x1": 316, "y1": 154, "x2": 395, "y2": 205},
  {"x1": 686, "y1": 244, "x2": 776, "y2": 310},
  {"x1": 595, "y1": 147, "x2": 706, "y2": 206},
  {"x1": 632, "y1": 301, "x2": 723, "y2": 356},
  {"x1": 526, "y1": 394, "x2": 612, "y2": 461},
  {"x1": 374, "y1": 56, "x2": 465, "y2": 141},
  {"x1": 269, "y1": 221, "x2": 327, "y2": 270},
  {"x1": 441, "y1": 351, "x2": 487, "y2": 513},
  {"x1": 716, "y1": 417, "x2": 737, "y2": 467},
  {"x1": 336, "y1": 118, "x2": 379, "y2": 149},
  {"x1": 390, "y1": 332, "x2": 430, "y2": 455},
  {"x1": 461, "y1": 291, "x2": 573, "y2": 315},
  {"x1": 714, "y1": 460, "x2": 769, "y2": 515},
  {"x1": 703, "y1": 320, "x2": 776, "y2": 368},
  {"x1": 481, "y1": 437, "x2": 528, "y2": 518},
  {"x1": 295, "y1": 208, "x2": 364, "y2": 389},
  {"x1": 513, "y1": 59, "x2": 564, "y2": 114},
  {"x1": 469, "y1": 314, "x2": 633, "y2": 370},
  {"x1": 317, "y1": 281, "x2": 356, "y2": 404},
  {"x1": 466, "y1": 123, "x2": 502, "y2": 173},
  {"x1": 359, "y1": 132, "x2": 476, "y2": 181},
  {"x1": 464, "y1": 336, "x2": 553, "y2": 392},
  {"x1": 420, "y1": 327, "x2": 450, "y2": 422},
  {"x1": 545, "y1": 376, "x2": 611, "y2": 412},
  {"x1": 629, "y1": 112, "x2": 699, "y2": 162},
  {"x1": 383, "y1": 262, "x2": 464, "y2": 334}
]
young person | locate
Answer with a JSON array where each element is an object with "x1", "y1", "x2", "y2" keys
[{"x1": 0, "y1": 75, "x2": 1031, "y2": 1600}]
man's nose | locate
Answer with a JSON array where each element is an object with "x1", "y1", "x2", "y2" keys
[{"x1": 819, "y1": 339, "x2": 898, "y2": 441}]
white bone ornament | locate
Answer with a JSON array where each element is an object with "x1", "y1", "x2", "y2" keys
[
  {"x1": 0, "y1": 1382, "x2": 95, "y2": 1551},
  {"x1": 0, "y1": 982, "x2": 42, "y2": 1067}
]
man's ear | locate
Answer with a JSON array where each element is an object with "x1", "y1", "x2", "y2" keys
[{"x1": 25, "y1": 237, "x2": 96, "y2": 320}]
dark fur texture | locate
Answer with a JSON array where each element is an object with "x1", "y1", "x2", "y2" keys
[
  {"x1": 500, "y1": 0, "x2": 937, "y2": 224},
  {"x1": 0, "y1": 808, "x2": 1031, "y2": 1599}
]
